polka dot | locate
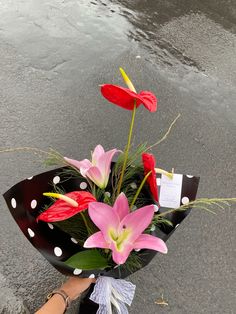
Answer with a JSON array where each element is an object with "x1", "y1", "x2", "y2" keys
[
  {"x1": 181, "y1": 196, "x2": 190, "y2": 205},
  {"x1": 73, "y1": 268, "x2": 82, "y2": 275},
  {"x1": 80, "y1": 182, "x2": 87, "y2": 190},
  {"x1": 27, "y1": 176, "x2": 33, "y2": 180},
  {"x1": 153, "y1": 205, "x2": 159, "y2": 212},
  {"x1": 31, "y1": 200, "x2": 37, "y2": 209},
  {"x1": 48, "y1": 223, "x2": 54, "y2": 230},
  {"x1": 104, "y1": 191, "x2": 111, "y2": 197},
  {"x1": 156, "y1": 178, "x2": 161, "y2": 186},
  {"x1": 53, "y1": 176, "x2": 60, "y2": 184},
  {"x1": 11, "y1": 198, "x2": 17, "y2": 208},
  {"x1": 175, "y1": 224, "x2": 180, "y2": 229},
  {"x1": 135, "y1": 249, "x2": 141, "y2": 252},
  {"x1": 130, "y1": 182, "x2": 137, "y2": 189},
  {"x1": 150, "y1": 225, "x2": 156, "y2": 232},
  {"x1": 27, "y1": 228, "x2": 35, "y2": 238},
  {"x1": 186, "y1": 175, "x2": 193, "y2": 178},
  {"x1": 89, "y1": 274, "x2": 95, "y2": 278},
  {"x1": 54, "y1": 247, "x2": 62, "y2": 257},
  {"x1": 71, "y1": 237, "x2": 78, "y2": 244}
]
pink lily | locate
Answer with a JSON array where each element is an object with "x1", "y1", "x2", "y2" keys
[
  {"x1": 84, "y1": 193, "x2": 167, "y2": 265},
  {"x1": 64, "y1": 145, "x2": 119, "y2": 189}
]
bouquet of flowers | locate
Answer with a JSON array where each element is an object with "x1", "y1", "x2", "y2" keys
[{"x1": 3, "y1": 69, "x2": 235, "y2": 313}]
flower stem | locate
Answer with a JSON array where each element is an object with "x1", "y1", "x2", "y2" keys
[
  {"x1": 117, "y1": 102, "x2": 137, "y2": 196},
  {"x1": 80, "y1": 212, "x2": 92, "y2": 235},
  {"x1": 130, "y1": 171, "x2": 152, "y2": 209}
]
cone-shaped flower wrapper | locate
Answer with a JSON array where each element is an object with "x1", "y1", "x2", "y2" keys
[{"x1": 3, "y1": 166, "x2": 199, "y2": 278}]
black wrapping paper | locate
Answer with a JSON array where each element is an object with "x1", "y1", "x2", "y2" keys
[{"x1": 3, "y1": 167, "x2": 199, "y2": 279}]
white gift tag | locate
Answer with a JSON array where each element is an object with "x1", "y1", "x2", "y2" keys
[{"x1": 159, "y1": 174, "x2": 183, "y2": 208}]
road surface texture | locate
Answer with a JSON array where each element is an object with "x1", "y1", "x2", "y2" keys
[{"x1": 0, "y1": 0, "x2": 235, "y2": 313}]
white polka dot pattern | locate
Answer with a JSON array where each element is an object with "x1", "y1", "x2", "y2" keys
[
  {"x1": 181, "y1": 196, "x2": 190, "y2": 205},
  {"x1": 11, "y1": 198, "x2": 17, "y2": 208},
  {"x1": 31, "y1": 200, "x2": 37, "y2": 209},
  {"x1": 53, "y1": 176, "x2": 60, "y2": 184},
  {"x1": 71, "y1": 238, "x2": 78, "y2": 244},
  {"x1": 27, "y1": 228, "x2": 35, "y2": 238},
  {"x1": 130, "y1": 182, "x2": 137, "y2": 189},
  {"x1": 153, "y1": 205, "x2": 159, "y2": 212},
  {"x1": 48, "y1": 223, "x2": 54, "y2": 230},
  {"x1": 80, "y1": 182, "x2": 87, "y2": 190},
  {"x1": 54, "y1": 247, "x2": 62, "y2": 257},
  {"x1": 150, "y1": 225, "x2": 156, "y2": 231},
  {"x1": 73, "y1": 268, "x2": 82, "y2": 275}
]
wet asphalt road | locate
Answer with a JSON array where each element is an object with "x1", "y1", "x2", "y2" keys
[{"x1": 0, "y1": 0, "x2": 236, "y2": 313}]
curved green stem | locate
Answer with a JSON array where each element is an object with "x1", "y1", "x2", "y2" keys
[
  {"x1": 80, "y1": 212, "x2": 92, "y2": 235},
  {"x1": 117, "y1": 102, "x2": 137, "y2": 196},
  {"x1": 130, "y1": 171, "x2": 152, "y2": 209}
]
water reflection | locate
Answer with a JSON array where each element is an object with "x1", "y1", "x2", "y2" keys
[
  {"x1": 0, "y1": 0, "x2": 133, "y2": 72},
  {"x1": 109, "y1": 0, "x2": 236, "y2": 73},
  {"x1": 112, "y1": 0, "x2": 236, "y2": 32}
]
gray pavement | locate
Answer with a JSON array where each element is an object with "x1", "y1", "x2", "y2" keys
[{"x1": 0, "y1": 0, "x2": 236, "y2": 313}]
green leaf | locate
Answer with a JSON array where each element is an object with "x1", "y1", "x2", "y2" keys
[{"x1": 64, "y1": 249, "x2": 109, "y2": 270}]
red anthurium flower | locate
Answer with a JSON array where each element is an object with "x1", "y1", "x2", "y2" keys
[
  {"x1": 101, "y1": 84, "x2": 157, "y2": 112},
  {"x1": 142, "y1": 153, "x2": 158, "y2": 202},
  {"x1": 37, "y1": 191, "x2": 96, "y2": 222}
]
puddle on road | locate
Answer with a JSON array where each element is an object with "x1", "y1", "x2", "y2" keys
[
  {"x1": 1, "y1": 0, "x2": 235, "y2": 76},
  {"x1": 0, "y1": 0, "x2": 235, "y2": 89},
  {"x1": 0, "y1": 0, "x2": 135, "y2": 72},
  {"x1": 112, "y1": 0, "x2": 236, "y2": 78}
]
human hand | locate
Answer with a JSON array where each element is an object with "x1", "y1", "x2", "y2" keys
[{"x1": 60, "y1": 277, "x2": 96, "y2": 301}]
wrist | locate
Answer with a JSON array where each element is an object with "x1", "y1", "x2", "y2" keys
[
  {"x1": 60, "y1": 285, "x2": 77, "y2": 301},
  {"x1": 46, "y1": 289, "x2": 71, "y2": 313},
  {"x1": 60, "y1": 278, "x2": 96, "y2": 301},
  {"x1": 51, "y1": 293, "x2": 67, "y2": 310}
]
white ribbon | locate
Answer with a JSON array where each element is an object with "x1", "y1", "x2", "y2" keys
[{"x1": 89, "y1": 276, "x2": 136, "y2": 314}]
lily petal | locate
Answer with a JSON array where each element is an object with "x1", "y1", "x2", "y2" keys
[
  {"x1": 64, "y1": 157, "x2": 92, "y2": 177},
  {"x1": 84, "y1": 231, "x2": 109, "y2": 249},
  {"x1": 113, "y1": 192, "x2": 130, "y2": 221},
  {"x1": 85, "y1": 166, "x2": 105, "y2": 188},
  {"x1": 120, "y1": 205, "x2": 154, "y2": 243},
  {"x1": 111, "y1": 242, "x2": 134, "y2": 265},
  {"x1": 92, "y1": 145, "x2": 105, "y2": 165},
  {"x1": 88, "y1": 202, "x2": 120, "y2": 242},
  {"x1": 96, "y1": 149, "x2": 118, "y2": 185},
  {"x1": 133, "y1": 234, "x2": 168, "y2": 254}
]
